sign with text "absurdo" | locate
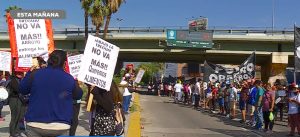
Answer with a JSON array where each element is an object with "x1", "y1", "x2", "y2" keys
[{"x1": 78, "y1": 35, "x2": 119, "y2": 91}]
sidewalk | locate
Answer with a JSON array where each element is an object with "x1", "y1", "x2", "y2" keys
[{"x1": 0, "y1": 103, "x2": 131, "y2": 136}]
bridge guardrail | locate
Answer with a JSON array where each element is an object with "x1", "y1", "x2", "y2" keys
[{"x1": 0, "y1": 26, "x2": 295, "y2": 36}]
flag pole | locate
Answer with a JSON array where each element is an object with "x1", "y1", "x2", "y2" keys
[{"x1": 294, "y1": 23, "x2": 297, "y2": 83}]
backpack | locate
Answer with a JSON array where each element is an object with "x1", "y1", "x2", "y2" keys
[
  {"x1": 262, "y1": 91, "x2": 272, "y2": 109},
  {"x1": 114, "y1": 103, "x2": 125, "y2": 136},
  {"x1": 248, "y1": 87, "x2": 257, "y2": 105},
  {"x1": 184, "y1": 85, "x2": 189, "y2": 93}
]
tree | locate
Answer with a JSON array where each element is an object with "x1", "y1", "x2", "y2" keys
[
  {"x1": 138, "y1": 62, "x2": 163, "y2": 84},
  {"x1": 89, "y1": 0, "x2": 107, "y2": 37},
  {"x1": 80, "y1": 0, "x2": 93, "y2": 42},
  {"x1": 4, "y1": 6, "x2": 22, "y2": 21},
  {"x1": 103, "y1": 0, "x2": 124, "y2": 39}
]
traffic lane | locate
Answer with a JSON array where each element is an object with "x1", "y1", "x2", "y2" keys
[{"x1": 140, "y1": 94, "x2": 261, "y2": 137}]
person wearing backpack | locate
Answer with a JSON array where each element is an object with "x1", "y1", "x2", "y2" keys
[{"x1": 262, "y1": 83, "x2": 275, "y2": 133}]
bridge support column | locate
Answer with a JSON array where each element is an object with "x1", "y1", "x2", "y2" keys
[{"x1": 262, "y1": 52, "x2": 288, "y2": 85}]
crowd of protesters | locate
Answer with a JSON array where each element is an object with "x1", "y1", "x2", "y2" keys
[
  {"x1": 158, "y1": 78, "x2": 300, "y2": 136},
  {"x1": 0, "y1": 50, "x2": 129, "y2": 137}
]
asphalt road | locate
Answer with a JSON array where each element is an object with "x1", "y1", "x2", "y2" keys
[{"x1": 140, "y1": 93, "x2": 289, "y2": 137}]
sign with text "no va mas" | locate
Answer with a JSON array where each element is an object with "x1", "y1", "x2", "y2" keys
[{"x1": 78, "y1": 35, "x2": 120, "y2": 91}]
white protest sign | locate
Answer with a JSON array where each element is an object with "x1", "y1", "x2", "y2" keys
[
  {"x1": 78, "y1": 35, "x2": 119, "y2": 91},
  {"x1": 68, "y1": 54, "x2": 83, "y2": 79},
  {"x1": 0, "y1": 51, "x2": 11, "y2": 72},
  {"x1": 14, "y1": 19, "x2": 48, "y2": 58},
  {"x1": 18, "y1": 58, "x2": 33, "y2": 68},
  {"x1": 134, "y1": 69, "x2": 145, "y2": 83}
]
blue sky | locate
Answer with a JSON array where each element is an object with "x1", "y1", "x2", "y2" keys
[{"x1": 1, "y1": 0, "x2": 299, "y2": 29}]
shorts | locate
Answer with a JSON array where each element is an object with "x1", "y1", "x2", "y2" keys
[
  {"x1": 239, "y1": 101, "x2": 246, "y2": 110},
  {"x1": 230, "y1": 101, "x2": 236, "y2": 110},
  {"x1": 288, "y1": 114, "x2": 300, "y2": 128},
  {"x1": 248, "y1": 105, "x2": 255, "y2": 115},
  {"x1": 218, "y1": 98, "x2": 224, "y2": 106}
]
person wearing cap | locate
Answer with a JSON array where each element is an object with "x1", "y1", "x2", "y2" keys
[
  {"x1": 287, "y1": 83, "x2": 300, "y2": 136},
  {"x1": 120, "y1": 80, "x2": 131, "y2": 114},
  {"x1": 174, "y1": 80, "x2": 183, "y2": 104}
]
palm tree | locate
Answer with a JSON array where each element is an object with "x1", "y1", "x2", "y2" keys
[
  {"x1": 89, "y1": 0, "x2": 107, "y2": 37},
  {"x1": 80, "y1": 0, "x2": 92, "y2": 42},
  {"x1": 4, "y1": 6, "x2": 22, "y2": 21},
  {"x1": 103, "y1": 0, "x2": 124, "y2": 39}
]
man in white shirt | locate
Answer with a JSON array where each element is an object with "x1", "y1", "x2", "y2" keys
[
  {"x1": 174, "y1": 80, "x2": 183, "y2": 104},
  {"x1": 194, "y1": 79, "x2": 202, "y2": 109}
]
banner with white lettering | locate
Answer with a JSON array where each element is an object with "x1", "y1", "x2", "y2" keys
[
  {"x1": 0, "y1": 51, "x2": 11, "y2": 72},
  {"x1": 134, "y1": 69, "x2": 145, "y2": 83},
  {"x1": 14, "y1": 19, "x2": 48, "y2": 58},
  {"x1": 78, "y1": 35, "x2": 119, "y2": 91},
  {"x1": 204, "y1": 52, "x2": 256, "y2": 83},
  {"x1": 68, "y1": 54, "x2": 83, "y2": 79}
]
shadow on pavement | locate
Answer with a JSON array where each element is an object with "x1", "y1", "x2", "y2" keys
[
  {"x1": 137, "y1": 91, "x2": 157, "y2": 96},
  {"x1": 78, "y1": 105, "x2": 91, "y2": 132},
  {"x1": 0, "y1": 127, "x2": 9, "y2": 133}
]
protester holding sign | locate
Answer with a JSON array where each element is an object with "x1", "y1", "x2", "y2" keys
[
  {"x1": 19, "y1": 50, "x2": 83, "y2": 136},
  {"x1": 89, "y1": 83, "x2": 115, "y2": 136}
]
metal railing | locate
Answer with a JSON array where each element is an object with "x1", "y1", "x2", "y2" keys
[{"x1": 0, "y1": 26, "x2": 295, "y2": 36}]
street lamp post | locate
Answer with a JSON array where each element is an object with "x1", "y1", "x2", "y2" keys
[{"x1": 272, "y1": 0, "x2": 275, "y2": 35}]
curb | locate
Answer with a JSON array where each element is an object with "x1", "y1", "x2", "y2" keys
[{"x1": 127, "y1": 93, "x2": 141, "y2": 137}]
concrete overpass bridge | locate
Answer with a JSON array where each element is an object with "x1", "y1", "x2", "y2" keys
[{"x1": 0, "y1": 27, "x2": 296, "y2": 81}]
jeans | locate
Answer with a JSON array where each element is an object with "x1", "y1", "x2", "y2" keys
[
  {"x1": 174, "y1": 92, "x2": 182, "y2": 103},
  {"x1": 255, "y1": 107, "x2": 264, "y2": 129},
  {"x1": 123, "y1": 95, "x2": 132, "y2": 113},
  {"x1": 194, "y1": 95, "x2": 200, "y2": 109},
  {"x1": 192, "y1": 94, "x2": 196, "y2": 104},
  {"x1": 69, "y1": 103, "x2": 81, "y2": 136}
]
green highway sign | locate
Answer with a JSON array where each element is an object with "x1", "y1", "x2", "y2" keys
[{"x1": 166, "y1": 30, "x2": 213, "y2": 49}]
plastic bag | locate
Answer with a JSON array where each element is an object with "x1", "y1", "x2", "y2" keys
[{"x1": 269, "y1": 112, "x2": 274, "y2": 121}]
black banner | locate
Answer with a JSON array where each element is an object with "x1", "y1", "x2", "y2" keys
[
  {"x1": 295, "y1": 26, "x2": 300, "y2": 72},
  {"x1": 204, "y1": 52, "x2": 256, "y2": 83}
]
